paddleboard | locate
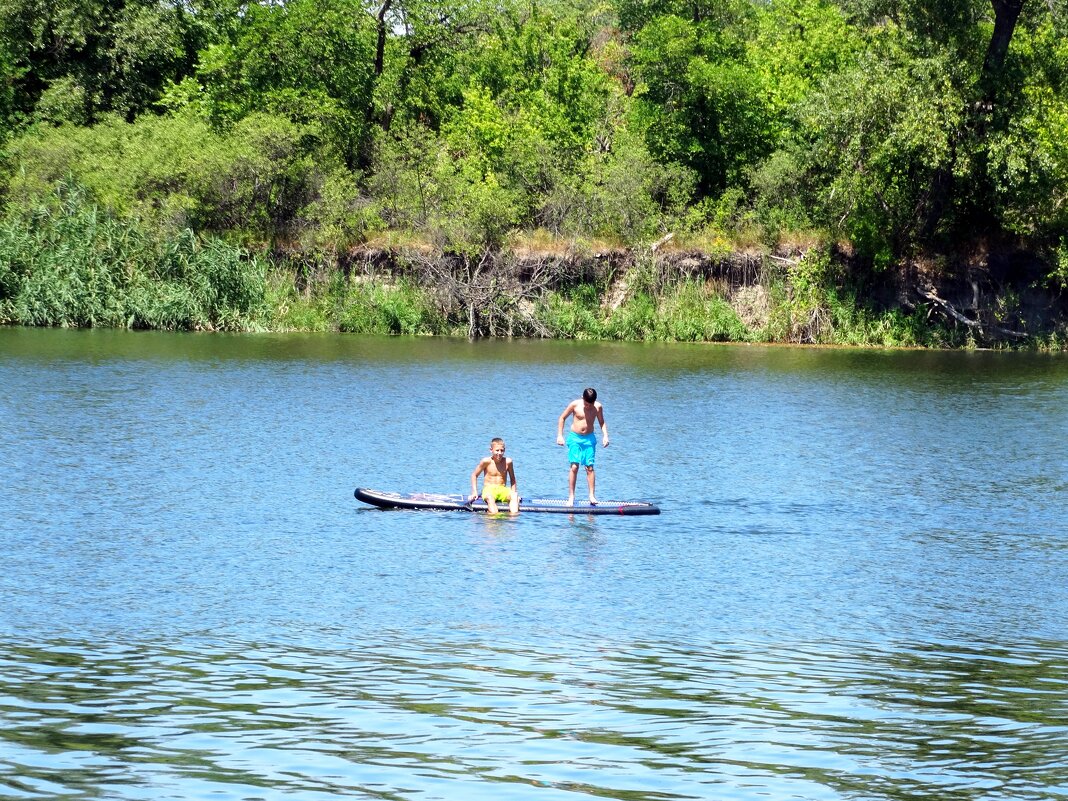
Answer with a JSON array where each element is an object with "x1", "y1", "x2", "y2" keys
[{"x1": 355, "y1": 487, "x2": 660, "y2": 515}]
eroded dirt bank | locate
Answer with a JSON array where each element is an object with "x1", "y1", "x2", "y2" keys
[{"x1": 280, "y1": 241, "x2": 1068, "y2": 345}]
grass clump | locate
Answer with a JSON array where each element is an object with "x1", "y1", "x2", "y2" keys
[
  {"x1": 265, "y1": 270, "x2": 444, "y2": 334},
  {"x1": 653, "y1": 281, "x2": 750, "y2": 342},
  {"x1": 536, "y1": 284, "x2": 605, "y2": 339},
  {"x1": 336, "y1": 279, "x2": 443, "y2": 335}
]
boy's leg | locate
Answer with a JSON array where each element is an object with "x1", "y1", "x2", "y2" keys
[
  {"x1": 567, "y1": 463, "x2": 578, "y2": 505},
  {"x1": 486, "y1": 496, "x2": 499, "y2": 514},
  {"x1": 586, "y1": 466, "x2": 597, "y2": 504},
  {"x1": 508, "y1": 488, "x2": 519, "y2": 515}
]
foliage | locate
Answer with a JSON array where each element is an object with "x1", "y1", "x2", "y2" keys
[
  {"x1": 1049, "y1": 238, "x2": 1068, "y2": 292},
  {"x1": 0, "y1": 183, "x2": 266, "y2": 329},
  {"x1": 626, "y1": 5, "x2": 774, "y2": 195},
  {"x1": 0, "y1": 0, "x2": 237, "y2": 130},
  {"x1": 783, "y1": 46, "x2": 967, "y2": 265},
  {"x1": 3, "y1": 110, "x2": 330, "y2": 241},
  {"x1": 264, "y1": 269, "x2": 334, "y2": 332},
  {"x1": 536, "y1": 284, "x2": 605, "y2": 338},
  {"x1": 983, "y1": 17, "x2": 1068, "y2": 244},
  {"x1": 539, "y1": 127, "x2": 697, "y2": 241},
  {"x1": 653, "y1": 280, "x2": 749, "y2": 341},
  {"x1": 299, "y1": 168, "x2": 384, "y2": 253},
  {"x1": 0, "y1": 0, "x2": 1066, "y2": 344},
  {"x1": 749, "y1": 0, "x2": 862, "y2": 123},
  {"x1": 263, "y1": 269, "x2": 444, "y2": 334},
  {"x1": 603, "y1": 291, "x2": 659, "y2": 340},
  {"x1": 194, "y1": 0, "x2": 376, "y2": 168},
  {"x1": 336, "y1": 277, "x2": 442, "y2": 335}
]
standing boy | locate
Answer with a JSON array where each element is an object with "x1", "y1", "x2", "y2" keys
[
  {"x1": 470, "y1": 438, "x2": 520, "y2": 515},
  {"x1": 556, "y1": 387, "x2": 609, "y2": 506}
]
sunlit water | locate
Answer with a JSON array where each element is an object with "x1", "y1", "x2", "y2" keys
[{"x1": 1, "y1": 328, "x2": 1066, "y2": 800}]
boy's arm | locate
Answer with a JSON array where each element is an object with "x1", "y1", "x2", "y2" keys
[
  {"x1": 506, "y1": 459, "x2": 517, "y2": 490},
  {"x1": 556, "y1": 403, "x2": 573, "y2": 444},
  {"x1": 598, "y1": 405, "x2": 609, "y2": 447},
  {"x1": 470, "y1": 460, "x2": 486, "y2": 497}
]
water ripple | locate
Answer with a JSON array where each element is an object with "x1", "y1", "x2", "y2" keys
[
  {"x1": 2, "y1": 635, "x2": 1066, "y2": 800},
  {"x1": 4, "y1": 332, "x2": 1068, "y2": 800}
]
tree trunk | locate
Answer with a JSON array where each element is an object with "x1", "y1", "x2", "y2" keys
[
  {"x1": 980, "y1": 0, "x2": 1026, "y2": 100},
  {"x1": 467, "y1": 302, "x2": 478, "y2": 340},
  {"x1": 920, "y1": 0, "x2": 1027, "y2": 239},
  {"x1": 374, "y1": 0, "x2": 392, "y2": 77},
  {"x1": 355, "y1": 0, "x2": 394, "y2": 170}
]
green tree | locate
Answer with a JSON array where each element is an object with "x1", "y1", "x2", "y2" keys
[
  {"x1": 0, "y1": 0, "x2": 237, "y2": 129},
  {"x1": 195, "y1": 0, "x2": 376, "y2": 168},
  {"x1": 984, "y1": 13, "x2": 1068, "y2": 244},
  {"x1": 369, "y1": 0, "x2": 495, "y2": 134},
  {"x1": 825, "y1": 0, "x2": 1068, "y2": 245},
  {"x1": 748, "y1": 0, "x2": 861, "y2": 130},
  {"x1": 798, "y1": 46, "x2": 967, "y2": 264},
  {"x1": 624, "y1": 2, "x2": 774, "y2": 194},
  {"x1": 3, "y1": 109, "x2": 325, "y2": 243},
  {"x1": 371, "y1": 1, "x2": 621, "y2": 242}
]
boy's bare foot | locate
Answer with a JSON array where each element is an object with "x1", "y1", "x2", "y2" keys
[
  {"x1": 588, "y1": 496, "x2": 598, "y2": 505},
  {"x1": 566, "y1": 496, "x2": 574, "y2": 507}
]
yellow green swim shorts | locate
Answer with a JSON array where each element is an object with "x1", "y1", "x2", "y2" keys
[{"x1": 481, "y1": 485, "x2": 513, "y2": 503}]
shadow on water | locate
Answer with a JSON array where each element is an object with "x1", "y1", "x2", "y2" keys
[{"x1": 4, "y1": 326, "x2": 1067, "y2": 378}]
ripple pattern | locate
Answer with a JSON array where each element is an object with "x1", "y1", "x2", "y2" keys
[{"x1": 1, "y1": 636, "x2": 1066, "y2": 800}]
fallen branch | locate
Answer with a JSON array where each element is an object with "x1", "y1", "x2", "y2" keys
[
  {"x1": 650, "y1": 232, "x2": 674, "y2": 252},
  {"x1": 768, "y1": 254, "x2": 801, "y2": 265},
  {"x1": 916, "y1": 286, "x2": 1027, "y2": 339},
  {"x1": 407, "y1": 250, "x2": 566, "y2": 338}
]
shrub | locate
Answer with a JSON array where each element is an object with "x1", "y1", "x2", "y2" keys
[{"x1": 337, "y1": 278, "x2": 442, "y2": 335}]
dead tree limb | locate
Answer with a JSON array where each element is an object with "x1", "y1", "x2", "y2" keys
[
  {"x1": 407, "y1": 250, "x2": 568, "y2": 339},
  {"x1": 917, "y1": 286, "x2": 1028, "y2": 340}
]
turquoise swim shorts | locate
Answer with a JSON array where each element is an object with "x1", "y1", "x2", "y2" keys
[{"x1": 566, "y1": 430, "x2": 597, "y2": 467}]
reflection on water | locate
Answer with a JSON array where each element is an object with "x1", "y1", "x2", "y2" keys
[
  {"x1": 1, "y1": 635, "x2": 1066, "y2": 801},
  {"x1": 2, "y1": 328, "x2": 1068, "y2": 800}
]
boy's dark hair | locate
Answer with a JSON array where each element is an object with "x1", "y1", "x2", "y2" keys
[
  {"x1": 582, "y1": 387, "x2": 597, "y2": 403},
  {"x1": 490, "y1": 437, "x2": 505, "y2": 447}
]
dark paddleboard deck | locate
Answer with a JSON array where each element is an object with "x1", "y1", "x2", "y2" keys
[{"x1": 355, "y1": 488, "x2": 660, "y2": 516}]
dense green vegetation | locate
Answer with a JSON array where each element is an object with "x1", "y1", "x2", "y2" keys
[
  {"x1": 1, "y1": 0, "x2": 1066, "y2": 345},
  {"x1": 0, "y1": 183, "x2": 267, "y2": 329}
]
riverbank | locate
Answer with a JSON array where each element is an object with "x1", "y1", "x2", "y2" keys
[
  {"x1": 264, "y1": 238, "x2": 1068, "y2": 350},
  {"x1": 1, "y1": 190, "x2": 1064, "y2": 349}
]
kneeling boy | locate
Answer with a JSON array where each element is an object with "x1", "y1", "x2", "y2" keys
[{"x1": 470, "y1": 437, "x2": 520, "y2": 515}]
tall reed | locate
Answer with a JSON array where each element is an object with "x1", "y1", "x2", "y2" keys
[{"x1": 0, "y1": 183, "x2": 267, "y2": 330}]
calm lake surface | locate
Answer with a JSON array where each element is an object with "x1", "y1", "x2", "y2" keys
[{"x1": 1, "y1": 327, "x2": 1067, "y2": 801}]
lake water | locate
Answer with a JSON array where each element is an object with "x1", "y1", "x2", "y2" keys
[{"x1": 1, "y1": 327, "x2": 1067, "y2": 800}]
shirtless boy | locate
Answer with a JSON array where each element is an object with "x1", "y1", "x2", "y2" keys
[
  {"x1": 556, "y1": 387, "x2": 609, "y2": 506},
  {"x1": 470, "y1": 437, "x2": 520, "y2": 515}
]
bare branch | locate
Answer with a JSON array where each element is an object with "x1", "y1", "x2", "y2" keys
[{"x1": 917, "y1": 286, "x2": 1028, "y2": 339}]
